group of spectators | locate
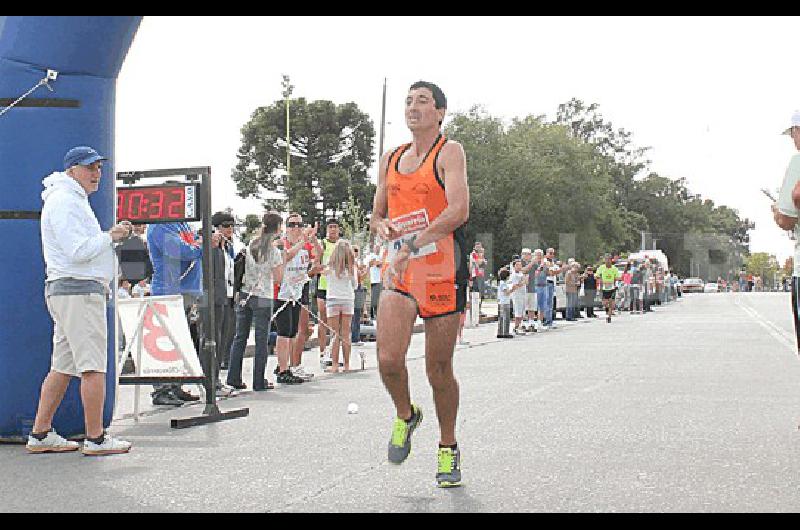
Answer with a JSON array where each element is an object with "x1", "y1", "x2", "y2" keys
[
  {"x1": 116, "y1": 213, "x2": 391, "y2": 406},
  {"x1": 469, "y1": 244, "x2": 681, "y2": 338},
  {"x1": 736, "y1": 271, "x2": 764, "y2": 292}
]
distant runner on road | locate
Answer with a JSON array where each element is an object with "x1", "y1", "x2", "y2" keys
[{"x1": 596, "y1": 254, "x2": 621, "y2": 324}]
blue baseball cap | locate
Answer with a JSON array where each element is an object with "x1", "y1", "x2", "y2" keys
[{"x1": 63, "y1": 146, "x2": 107, "y2": 170}]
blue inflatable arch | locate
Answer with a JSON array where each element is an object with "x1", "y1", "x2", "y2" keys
[{"x1": 0, "y1": 16, "x2": 143, "y2": 439}]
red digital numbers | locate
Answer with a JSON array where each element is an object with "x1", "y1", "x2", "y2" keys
[
  {"x1": 167, "y1": 188, "x2": 185, "y2": 219},
  {"x1": 117, "y1": 185, "x2": 191, "y2": 222}
]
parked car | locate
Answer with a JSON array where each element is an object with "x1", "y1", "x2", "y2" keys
[
  {"x1": 682, "y1": 277, "x2": 705, "y2": 293},
  {"x1": 703, "y1": 282, "x2": 719, "y2": 293}
]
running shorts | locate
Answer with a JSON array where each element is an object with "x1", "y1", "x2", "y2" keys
[{"x1": 275, "y1": 300, "x2": 301, "y2": 338}]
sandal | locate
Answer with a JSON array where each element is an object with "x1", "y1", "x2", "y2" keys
[{"x1": 253, "y1": 380, "x2": 275, "y2": 391}]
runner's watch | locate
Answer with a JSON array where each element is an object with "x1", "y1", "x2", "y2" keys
[{"x1": 405, "y1": 235, "x2": 419, "y2": 254}]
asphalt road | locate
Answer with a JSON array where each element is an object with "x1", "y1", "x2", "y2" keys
[{"x1": 3, "y1": 292, "x2": 800, "y2": 512}]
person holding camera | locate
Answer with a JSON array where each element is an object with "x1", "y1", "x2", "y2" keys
[
  {"x1": 581, "y1": 266, "x2": 598, "y2": 318},
  {"x1": 27, "y1": 146, "x2": 132, "y2": 455},
  {"x1": 210, "y1": 212, "x2": 237, "y2": 371},
  {"x1": 273, "y1": 213, "x2": 320, "y2": 383}
]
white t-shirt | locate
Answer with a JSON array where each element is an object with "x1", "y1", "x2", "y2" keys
[
  {"x1": 368, "y1": 252, "x2": 382, "y2": 285},
  {"x1": 132, "y1": 283, "x2": 148, "y2": 298},
  {"x1": 510, "y1": 271, "x2": 527, "y2": 297},
  {"x1": 242, "y1": 247, "x2": 282, "y2": 299},
  {"x1": 777, "y1": 153, "x2": 800, "y2": 276},
  {"x1": 278, "y1": 246, "x2": 310, "y2": 301},
  {"x1": 497, "y1": 280, "x2": 511, "y2": 305},
  {"x1": 117, "y1": 287, "x2": 131, "y2": 300},
  {"x1": 547, "y1": 264, "x2": 560, "y2": 284},
  {"x1": 223, "y1": 246, "x2": 235, "y2": 298},
  {"x1": 325, "y1": 267, "x2": 356, "y2": 301}
]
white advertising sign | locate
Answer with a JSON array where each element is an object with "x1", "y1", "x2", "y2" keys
[{"x1": 117, "y1": 295, "x2": 203, "y2": 378}]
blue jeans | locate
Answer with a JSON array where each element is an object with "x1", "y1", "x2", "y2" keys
[
  {"x1": 544, "y1": 283, "x2": 555, "y2": 325},
  {"x1": 566, "y1": 292, "x2": 578, "y2": 320},
  {"x1": 351, "y1": 305, "x2": 364, "y2": 342},
  {"x1": 226, "y1": 296, "x2": 273, "y2": 389},
  {"x1": 535, "y1": 285, "x2": 548, "y2": 316}
]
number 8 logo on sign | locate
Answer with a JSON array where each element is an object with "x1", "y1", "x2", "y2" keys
[{"x1": 142, "y1": 303, "x2": 181, "y2": 362}]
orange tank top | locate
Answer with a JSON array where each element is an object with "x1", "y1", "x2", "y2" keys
[{"x1": 385, "y1": 134, "x2": 468, "y2": 285}]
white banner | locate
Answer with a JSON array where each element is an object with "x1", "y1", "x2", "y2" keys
[{"x1": 117, "y1": 295, "x2": 203, "y2": 378}]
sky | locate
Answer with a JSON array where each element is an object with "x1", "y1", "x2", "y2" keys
[{"x1": 116, "y1": 16, "x2": 800, "y2": 263}]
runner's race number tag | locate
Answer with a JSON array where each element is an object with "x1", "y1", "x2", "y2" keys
[{"x1": 386, "y1": 209, "x2": 437, "y2": 260}]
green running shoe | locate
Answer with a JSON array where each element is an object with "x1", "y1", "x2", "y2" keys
[
  {"x1": 436, "y1": 446, "x2": 462, "y2": 488},
  {"x1": 387, "y1": 404, "x2": 422, "y2": 464}
]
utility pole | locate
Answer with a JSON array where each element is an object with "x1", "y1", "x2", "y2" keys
[
  {"x1": 282, "y1": 74, "x2": 294, "y2": 177},
  {"x1": 378, "y1": 77, "x2": 387, "y2": 159}
]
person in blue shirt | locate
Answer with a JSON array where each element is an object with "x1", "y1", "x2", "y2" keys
[
  {"x1": 146, "y1": 222, "x2": 220, "y2": 406},
  {"x1": 148, "y1": 222, "x2": 204, "y2": 297}
]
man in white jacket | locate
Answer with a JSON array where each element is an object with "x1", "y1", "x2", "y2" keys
[{"x1": 26, "y1": 146, "x2": 132, "y2": 456}]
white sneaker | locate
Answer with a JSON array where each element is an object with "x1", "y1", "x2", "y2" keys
[
  {"x1": 320, "y1": 346, "x2": 333, "y2": 368},
  {"x1": 514, "y1": 328, "x2": 526, "y2": 335},
  {"x1": 216, "y1": 384, "x2": 236, "y2": 397},
  {"x1": 290, "y1": 365, "x2": 314, "y2": 380},
  {"x1": 82, "y1": 434, "x2": 132, "y2": 456},
  {"x1": 26, "y1": 429, "x2": 80, "y2": 453},
  {"x1": 354, "y1": 341, "x2": 365, "y2": 346}
]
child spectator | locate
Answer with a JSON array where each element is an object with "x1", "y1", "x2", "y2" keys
[
  {"x1": 117, "y1": 279, "x2": 131, "y2": 300},
  {"x1": 496, "y1": 269, "x2": 513, "y2": 339},
  {"x1": 509, "y1": 259, "x2": 528, "y2": 335},
  {"x1": 323, "y1": 239, "x2": 357, "y2": 373}
]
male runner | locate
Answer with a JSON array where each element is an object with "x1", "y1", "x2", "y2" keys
[
  {"x1": 371, "y1": 81, "x2": 469, "y2": 487},
  {"x1": 596, "y1": 254, "x2": 621, "y2": 323}
]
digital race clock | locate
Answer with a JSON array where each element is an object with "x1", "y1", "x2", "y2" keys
[{"x1": 116, "y1": 183, "x2": 200, "y2": 223}]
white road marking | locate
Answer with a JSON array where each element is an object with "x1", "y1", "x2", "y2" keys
[{"x1": 734, "y1": 295, "x2": 796, "y2": 354}]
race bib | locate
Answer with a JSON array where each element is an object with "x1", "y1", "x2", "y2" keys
[{"x1": 386, "y1": 209, "x2": 437, "y2": 260}]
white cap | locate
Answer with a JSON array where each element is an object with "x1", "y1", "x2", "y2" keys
[
  {"x1": 521, "y1": 248, "x2": 532, "y2": 254},
  {"x1": 782, "y1": 110, "x2": 800, "y2": 135}
]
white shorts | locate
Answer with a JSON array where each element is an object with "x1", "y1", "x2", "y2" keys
[
  {"x1": 511, "y1": 293, "x2": 527, "y2": 318},
  {"x1": 326, "y1": 298, "x2": 354, "y2": 317},
  {"x1": 46, "y1": 293, "x2": 108, "y2": 376},
  {"x1": 525, "y1": 292, "x2": 537, "y2": 312}
]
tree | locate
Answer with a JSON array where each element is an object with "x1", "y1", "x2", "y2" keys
[
  {"x1": 239, "y1": 214, "x2": 262, "y2": 245},
  {"x1": 557, "y1": 99, "x2": 753, "y2": 276},
  {"x1": 339, "y1": 192, "x2": 370, "y2": 251},
  {"x1": 784, "y1": 257, "x2": 794, "y2": 276},
  {"x1": 232, "y1": 77, "x2": 376, "y2": 227},
  {"x1": 445, "y1": 106, "x2": 645, "y2": 269},
  {"x1": 746, "y1": 252, "x2": 779, "y2": 287},
  {"x1": 444, "y1": 100, "x2": 753, "y2": 275}
]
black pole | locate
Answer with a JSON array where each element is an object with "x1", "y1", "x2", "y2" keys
[
  {"x1": 200, "y1": 166, "x2": 219, "y2": 415},
  {"x1": 172, "y1": 166, "x2": 248, "y2": 428}
]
